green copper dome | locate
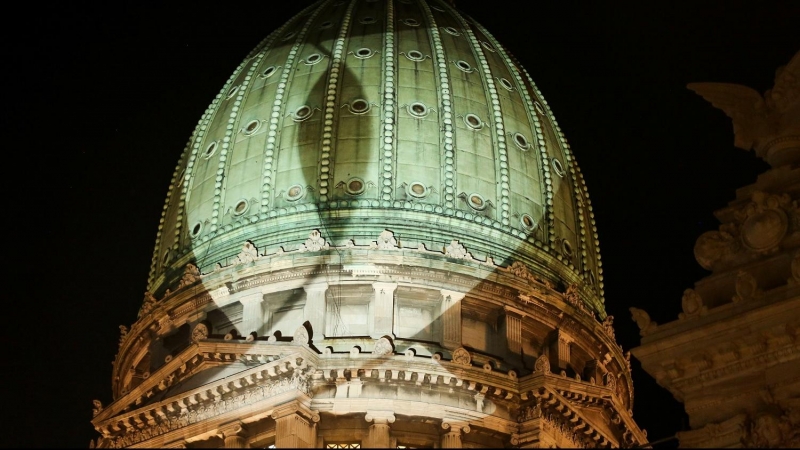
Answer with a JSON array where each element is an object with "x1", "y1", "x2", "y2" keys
[{"x1": 149, "y1": 0, "x2": 605, "y2": 313}]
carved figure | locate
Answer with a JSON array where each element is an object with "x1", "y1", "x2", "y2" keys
[
  {"x1": 92, "y1": 399, "x2": 103, "y2": 417},
  {"x1": 293, "y1": 325, "x2": 309, "y2": 345},
  {"x1": 688, "y1": 53, "x2": 799, "y2": 164},
  {"x1": 534, "y1": 354, "x2": 550, "y2": 374},
  {"x1": 629, "y1": 307, "x2": 658, "y2": 336},
  {"x1": 373, "y1": 336, "x2": 394, "y2": 356},
  {"x1": 445, "y1": 240, "x2": 469, "y2": 259},
  {"x1": 301, "y1": 229, "x2": 328, "y2": 252},
  {"x1": 694, "y1": 228, "x2": 739, "y2": 270},
  {"x1": 177, "y1": 263, "x2": 201, "y2": 289},
  {"x1": 679, "y1": 288, "x2": 706, "y2": 319},
  {"x1": 138, "y1": 292, "x2": 158, "y2": 318},
  {"x1": 234, "y1": 241, "x2": 259, "y2": 264},
  {"x1": 191, "y1": 323, "x2": 209, "y2": 342},
  {"x1": 376, "y1": 229, "x2": 398, "y2": 249},
  {"x1": 733, "y1": 270, "x2": 761, "y2": 303},
  {"x1": 602, "y1": 315, "x2": 616, "y2": 340},
  {"x1": 118, "y1": 325, "x2": 129, "y2": 347}
]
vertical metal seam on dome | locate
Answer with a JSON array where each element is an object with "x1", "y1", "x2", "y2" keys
[
  {"x1": 471, "y1": 21, "x2": 546, "y2": 241},
  {"x1": 379, "y1": 0, "x2": 396, "y2": 207},
  {"x1": 447, "y1": 9, "x2": 511, "y2": 227},
  {"x1": 419, "y1": 0, "x2": 455, "y2": 211},
  {"x1": 318, "y1": 0, "x2": 358, "y2": 204},
  {"x1": 262, "y1": 1, "x2": 332, "y2": 212}
]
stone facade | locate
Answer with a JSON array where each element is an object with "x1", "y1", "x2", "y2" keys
[
  {"x1": 91, "y1": 0, "x2": 646, "y2": 447},
  {"x1": 631, "y1": 52, "x2": 800, "y2": 448}
]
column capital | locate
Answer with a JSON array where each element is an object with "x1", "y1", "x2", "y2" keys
[
  {"x1": 238, "y1": 292, "x2": 264, "y2": 306},
  {"x1": 219, "y1": 421, "x2": 247, "y2": 438},
  {"x1": 441, "y1": 421, "x2": 471, "y2": 434},
  {"x1": 365, "y1": 410, "x2": 396, "y2": 425},
  {"x1": 302, "y1": 282, "x2": 329, "y2": 293},
  {"x1": 271, "y1": 400, "x2": 320, "y2": 423}
]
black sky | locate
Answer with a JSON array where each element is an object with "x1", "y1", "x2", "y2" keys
[{"x1": 6, "y1": 1, "x2": 799, "y2": 448}]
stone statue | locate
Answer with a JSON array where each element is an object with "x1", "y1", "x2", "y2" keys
[
  {"x1": 92, "y1": 399, "x2": 103, "y2": 417},
  {"x1": 629, "y1": 307, "x2": 658, "y2": 336},
  {"x1": 688, "y1": 52, "x2": 799, "y2": 166}
]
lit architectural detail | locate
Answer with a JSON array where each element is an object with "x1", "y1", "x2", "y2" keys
[
  {"x1": 90, "y1": 0, "x2": 647, "y2": 447},
  {"x1": 631, "y1": 52, "x2": 800, "y2": 448}
]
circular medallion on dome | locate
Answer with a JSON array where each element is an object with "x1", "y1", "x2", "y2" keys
[
  {"x1": 345, "y1": 177, "x2": 366, "y2": 195},
  {"x1": 561, "y1": 239, "x2": 573, "y2": 259},
  {"x1": 175, "y1": 168, "x2": 185, "y2": 186},
  {"x1": 360, "y1": 16, "x2": 376, "y2": 24},
  {"x1": 552, "y1": 158, "x2": 566, "y2": 177},
  {"x1": 480, "y1": 41, "x2": 495, "y2": 52},
  {"x1": 293, "y1": 105, "x2": 313, "y2": 122},
  {"x1": 455, "y1": 60, "x2": 472, "y2": 72},
  {"x1": 468, "y1": 193, "x2": 487, "y2": 211},
  {"x1": 349, "y1": 99, "x2": 370, "y2": 114},
  {"x1": 534, "y1": 102, "x2": 545, "y2": 114},
  {"x1": 464, "y1": 113, "x2": 483, "y2": 130},
  {"x1": 407, "y1": 182, "x2": 428, "y2": 198},
  {"x1": 405, "y1": 50, "x2": 425, "y2": 61},
  {"x1": 513, "y1": 132, "x2": 530, "y2": 150},
  {"x1": 407, "y1": 102, "x2": 429, "y2": 118},
  {"x1": 233, "y1": 199, "x2": 250, "y2": 216},
  {"x1": 260, "y1": 65, "x2": 278, "y2": 78},
  {"x1": 243, "y1": 119, "x2": 261, "y2": 135},
  {"x1": 285, "y1": 184, "x2": 305, "y2": 202},
  {"x1": 741, "y1": 209, "x2": 788, "y2": 252},
  {"x1": 430, "y1": 4, "x2": 445, "y2": 11},
  {"x1": 281, "y1": 30, "x2": 297, "y2": 41},
  {"x1": 520, "y1": 213, "x2": 536, "y2": 230},
  {"x1": 320, "y1": 21, "x2": 333, "y2": 29},
  {"x1": 443, "y1": 26, "x2": 460, "y2": 36},
  {"x1": 226, "y1": 85, "x2": 240, "y2": 99},
  {"x1": 203, "y1": 141, "x2": 218, "y2": 159},
  {"x1": 189, "y1": 221, "x2": 203, "y2": 239},
  {"x1": 354, "y1": 47, "x2": 375, "y2": 59},
  {"x1": 498, "y1": 77, "x2": 514, "y2": 91},
  {"x1": 304, "y1": 53, "x2": 323, "y2": 65},
  {"x1": 402, "y1": 18, "x2": 420, "y2": 27}
]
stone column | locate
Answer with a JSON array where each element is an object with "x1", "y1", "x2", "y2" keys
[
  {"x1": 272, "y1": 403, "x2": 319, "y2": 448},
  {"x1": 441, "y1": 422, "x2": 470, "y2": 448},
  {"x1": 547, "y1": 329, "x2": 572, "y2": 372},
  {"x1": 239, "y1": 293, "x2": 264, "y2": 337},
  {"x1": 441, "y1": 290, "x2": 465, "y2": 350},
  {"x1": 371, "y1": 282, "x2": 397, "y2": 338},
  {"x1": 220, "y1": 422, "x2": 249, "y2": 448},
  {"x1": 364, "y1": 411, "x2": 396, "y2": 448},
  {"x1": 303, "y1": 283, "x2": 328, "y2": 339}
]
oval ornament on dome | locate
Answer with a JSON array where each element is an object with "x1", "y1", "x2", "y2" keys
[{"x1": 741, "y1": 209, "x2": 788, "y2": 252}]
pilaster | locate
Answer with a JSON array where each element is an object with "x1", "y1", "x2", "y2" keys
[
  {"x1": 220, "y1": 421, "x2": 249, "y2": 449},
  {"x1": 239, "y1": 294, "x2": 264, "y2": 338},
  {"x1": 371, "y1": 282, "x2": 397, "y2": 338},
  {"x1": 441, "y1": 290, "x2": 465, "y2": 350},
  {"x1": 303, "y1": 283, "x2": 328, "y2": 340},
  {"x1": 271, "y1": 402, "x2": 319, "y2": 449}
]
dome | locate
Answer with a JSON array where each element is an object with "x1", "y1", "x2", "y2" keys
[
  {"x1": 97, "y1": 2, "x2": 647, "y2": 447},
  {"x1": 149, "y1": 0, "x2": 604, "y2": 313}
]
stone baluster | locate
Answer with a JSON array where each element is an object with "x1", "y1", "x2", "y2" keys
[
  {"x1": 364, "y1": 411, "x2": 396, "y2": 448},
  {"x1": 220, "y1": 422, "x2": 249, "y2": 448},
  {"x1": 441, "y1": 422, "x2": 470, "y2": 448}
]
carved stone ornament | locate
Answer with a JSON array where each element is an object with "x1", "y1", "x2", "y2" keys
[
  {"x1": 293, "y1": 325, "x2": 309, "y2": 345},
  {"x1": 376, "y1": 229, "x2": 398, "y2": 249},
  {"x1": 534, "y1": 354, "x2": 550, "y2": 374},
  {"x1": 737, "y1": 191, "x2": 791, "y2": 253},
  {"x1": 733, "y1": 270, "x2": 761, "y2": 303},
  {"x1": 138, "y1": 291, "x2": 158, "y2": 318},
  {"x1": 118, "y1": 325, "x2": 129, "y2": 348},
  {"x1": 602, "y1": 315, "x2": 616, "y2": 340},
  {"x1": 92, "y1": 399, "x2": 103, "y2": 417},
  {"x1": 234, "y1": 241, "x2": 258, "y2": 265},
  {"x1": 301, "y1": 229, "x2": 329, "y2": 252},
  {"x1": 452, "y1": 347, "x2": 472, "y2": 366},
  {"x1": 444, "y1": 240, "x2": 469, "y2": 259},
  {"x1": 745, "y1": 411, "x2": 798, "y2": 448},
  {"x1": 177, "y1": 263, "x2": 201, "y2": 289},
  {"x1": 517, "y1": 402, "x2": 542, "y2": 422},
  {"x1": 191, "y1": 323, "x2": 209, "y2": 342},
  {"x1": 373, "y1": 336, "x2": 394, "y2": 356},
  {"x1": 679, "y1": 288, "x2": 707, "y2": 319},
  {"x1": 694, "y1": 227, "x2": 739, "y2": 270},
  {"x1": 629, "y1": 307, "x2": 658, "y2": 336}
]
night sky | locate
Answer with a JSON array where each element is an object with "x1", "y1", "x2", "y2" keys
[{"x1": 8, "y1": 1, "x2": 798, "y2": 448}]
